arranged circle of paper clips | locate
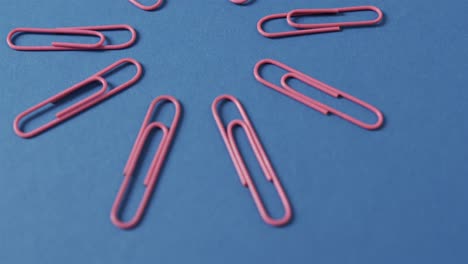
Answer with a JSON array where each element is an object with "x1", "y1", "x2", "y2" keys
[{"x1": 6, "y1": 3, "x2": 386, "y2": 229}]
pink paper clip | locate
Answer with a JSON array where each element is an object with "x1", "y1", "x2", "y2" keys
[
  {"x1": 230, "y1": 0, "x2": 249, "y2": 4},
  {"x1": 7, "y1": 24, "x2": 137, "y2": 51},
  {"x1": 212, "y1": 95, "x2": 292, "y2": 227},
  {"x1": 13, "y1": 58, "x2": 143, "y2": 138},
  {"x1": 129, "y1": 0, "x2": 163, "y2": 11},
  {"x1": 257, "y1": 5, "x2": 383, "y2": 38},
  {"x1": 254, "y1": 59, "x2": 384, "y2": 130},
  {"x1": 111, "y1": 96, "x2": 181, "y2": 229},
  {"x1": 287, "y1": 6, "x2": 383, "y2": 30}
]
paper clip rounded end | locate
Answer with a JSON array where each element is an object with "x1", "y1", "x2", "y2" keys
[
  {"x1": 256, "y1": 13, "x2": 288, "y2": 38},
  {"x1": 263, "y1": 211, "x2": 292, "y2": 227},
  {"x1": 129, "y1": 0, "x2": 164, "y2": 11},
  {"x1": 110, "y1": 211, "x2": 140, "y2": 230},
  {"x1": 363, "y1": 108, "x2": 385, "y2": 130},
  {"x1": 13, "y1": 116, "x2": 33, "y2": 139}
]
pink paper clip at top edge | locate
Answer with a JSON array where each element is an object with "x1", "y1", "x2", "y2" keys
[
  {"x1": 230, "y1": 0, "x2": 249, "y2": 4},
  {"x1": 129, "y1": 0, "x2": 163, "y2": 11},
  {"x1": 13, "y1": 58, "x2": 143, "y2": 138},
  {"x1": 257, "y1": 13, "x2": 340, "y2": 38},
  {"x1": 111, "y1": 96, "x2": 181, "y2": 229},
  {"x1": 212, "y1": 95, "x2": 292, "y2": 227},
  {"x1": 254, "y1": 59, "x2": 384, "y2": 130},
  {"x1": 7, "y1": 24, "x2": 137, "y2": 51},
  {"x1": 287, "y1": 6, "x2": 383, "y2": 30}
]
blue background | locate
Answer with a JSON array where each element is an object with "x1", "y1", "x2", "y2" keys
[{"x1": 1, "y1": 0, "x2": 467, "y2": 263}]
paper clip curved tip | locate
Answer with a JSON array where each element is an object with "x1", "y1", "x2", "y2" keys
[
  {"x1": 110, "y1": 209, "x2": 140, "y2": 230},
  {"x1": 263, "y1": 206, "x2": 292, "y2": 227},
  {"x1": 129, "y1": 0, "x2": 164, "y2": 11}
]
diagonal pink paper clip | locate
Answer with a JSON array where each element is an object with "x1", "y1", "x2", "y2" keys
[
  {"x1": 254, "y1": 59, "x2": 384, "y2": 130},
  {"x1": 129, "y1": 0, "x2": 164, "y2": 11},
  {"x1": 7, "y1": 24, "x2": 137, "y2": 51},
  {"x1": 13, "y1": 58, "x2": 143, "y2": 138},
  {"x1": 111, "y1": 96, "x2": 182, "y2": 229},
  {"x1": 212, "y1": 95, "x2": 292, "y2": 227},
  {"x1": 287, "y1": 6, "x2": 383, "y2": 30}
]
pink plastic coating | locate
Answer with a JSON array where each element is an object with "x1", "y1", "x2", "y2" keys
[
  {"x1": 129, "y1": 0, "x2": 163, "y2": 11},
  {"x1": 111, "y1": 96, "x2": 181, "y2": 229},
  {"x1": 287, "y1": 6, "x2": 383, "y2": 30},
  {"x1": 7, "y1": 24, "x2": 137, "y2": 51},
  {"x1": 230, "y1": 0, "x2": 249, "y2": 4},
  {"x1": 212, "y1": 95, "x2": 292, "y2": 227},
  {"x1": 254, "y1": 59, "x2": 384, "y2": 130},
  {"x1": 13, "y1": 58, "x2": 143, "y2": 138}
]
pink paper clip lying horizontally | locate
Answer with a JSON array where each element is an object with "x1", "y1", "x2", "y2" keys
[
  {"x1": 7, "y1": 24, "x2": 137, "y2": 51},
  {"x1": 254, "y1": 59, "x2": 384, "y2": 130},
  {"x1": 129, "y1": 0, "x2": 163, "y2": 11},
  {"x1": 212, "y1": 95, "x2": 292, "y2": 227},
  {"x1": 111, "y1": 96, "x2": 181, "y2": 229},
  {"x1": 258, "y1": 5, "x2": 383, "y2": 38},
  {"x1": 13, "y1": 58, "x2": 143, "y2": 138}
]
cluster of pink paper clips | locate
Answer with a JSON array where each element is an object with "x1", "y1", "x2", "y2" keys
[{"x1": 6, "y1": 3, "x2": 387, "y2": 230}]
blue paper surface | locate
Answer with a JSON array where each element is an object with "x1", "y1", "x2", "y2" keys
[{"x1": 0, "y1": 0, "x2": 467, "y2": 263}]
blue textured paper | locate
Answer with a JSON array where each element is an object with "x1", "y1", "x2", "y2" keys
[{"x1": 0, "y1": 0, "x2": 467, "y2": 263}]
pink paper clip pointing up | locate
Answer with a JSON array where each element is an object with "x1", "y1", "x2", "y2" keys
[
  {"x1": 7, "y1": 24, "x2": 137, "y2": 51},
  {"x1": 257, "y1": 5, "x2": 383, "y2": 38},
  {"x1": 212, "y1": 95, "x2": 292, "y2": 227},
  {"x1": 111, "y1": 96, "x2": 181, "y2": 229},
  {"x1": 13, "y1": 58, "x2": 143, "y2": 138},
  {"x1": 129, "y1": 0, "x2": 164, "y2": 11},
  {"x1": 254, "y1": 59, "x2": 384, "y2": 130}
]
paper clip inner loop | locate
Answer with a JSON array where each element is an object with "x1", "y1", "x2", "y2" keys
[
  {"x1": 254, "y1": 59, "x2": 384, "y2": 130},
  {"x1": 111, "y1": 96, "x2": 181, "y2": 229},
  {"x1": 287, "y1": 6, "x2": 383, "y2": 29},
  {"x1": 257, "y1": 13, "x2": 340, "y2": 38},
  {"x1": 129, "y1": 0, "x2": 164, "y2": 11},
  {"x1": 212, "y1": 95, "x2": 292, "y2": 227},
  {"x1": 13, "y1": 58, "x2": 143, "y2": 138}
]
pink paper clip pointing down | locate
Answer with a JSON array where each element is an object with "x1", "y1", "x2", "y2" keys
[
  {"x1": 7, "y1": 24, "x2": 137, "y2": 51},
  {"x1": 212, "y1": 95, "x2": 292, "y2": 227},
  {"x1": 254, "y1": 59, "x2": 384, "y2": 130},
  {"x1": 258, "y1": 5, "x2": 383, "y2": 38},
  {"x1": 129, "y1": 0, "x2": 163, "y2": 11},
  {"x1": 111, "y1": 96, "x2": 181, "y2": 229},
  {"x1": 13, "y1": 58, "x2": 143, "y2": 138}
]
